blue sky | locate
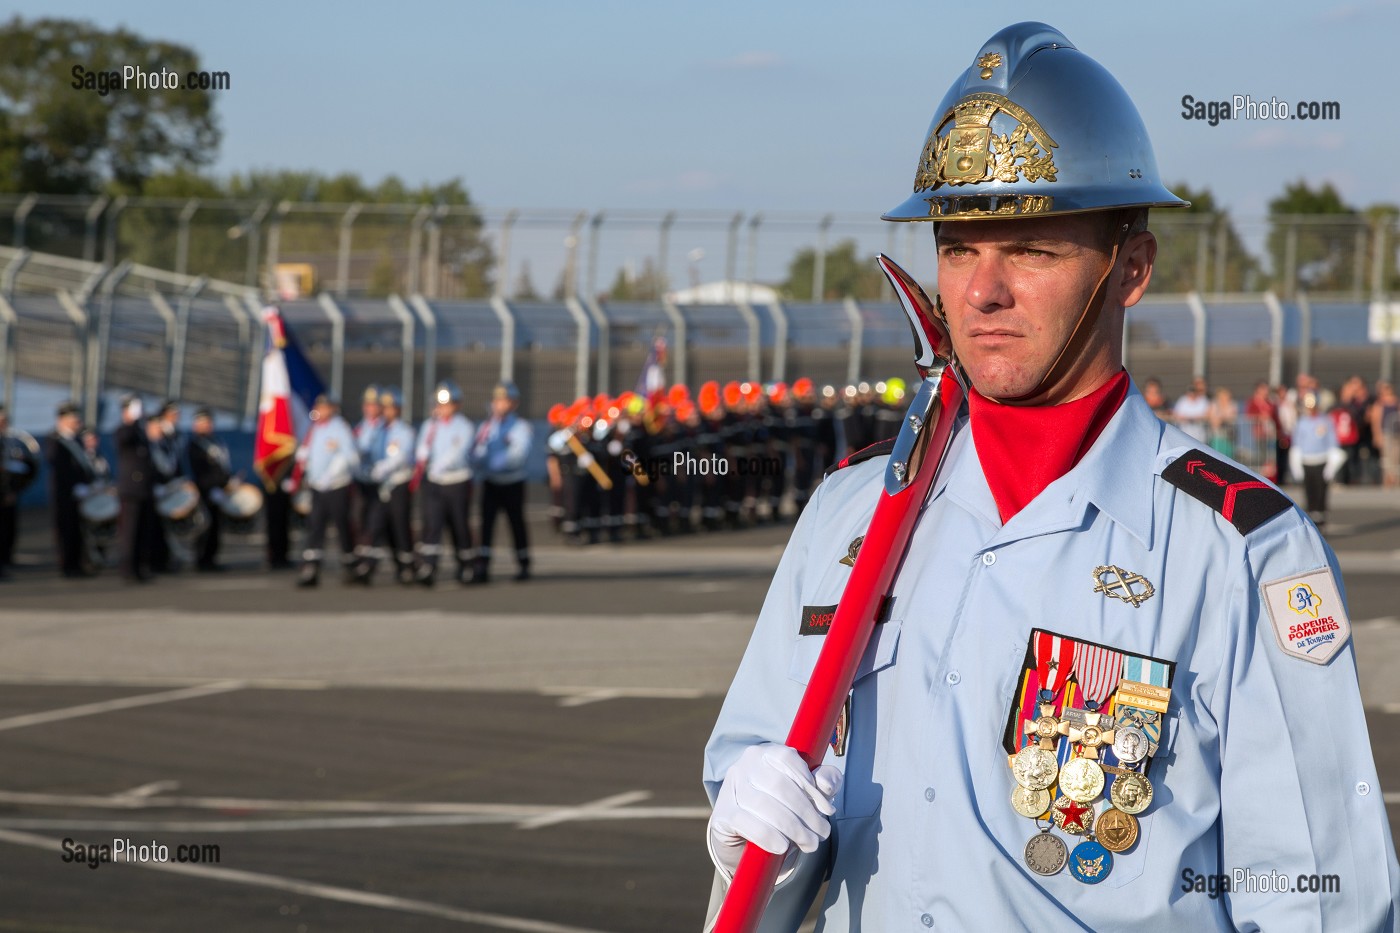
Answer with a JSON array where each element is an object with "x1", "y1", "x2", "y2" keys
[{"x1": 19, "y1": 0, "x2": 1396, "y2": 222}]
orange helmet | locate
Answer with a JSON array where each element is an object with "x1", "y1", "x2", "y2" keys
[
  {"x1": 547, "y1": 403, "x2": 567, "y2": 427},
  {"x1": 793, "y1": 377, "x2": 814, "y2": 398},
  {"x1": 668, "y1": 384, "x2": 690, "y2": 406},
  {"x1": 723, "y1": 381, "x2": 742, "y2": 408},
  {"x1": 699, "y1": 381, "x2": 721, "y2": 414},
  {"x1": 768, "y1": 382, "x2": 788, "y2": 404}
]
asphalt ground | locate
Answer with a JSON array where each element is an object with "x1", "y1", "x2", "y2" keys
[{"x1": 0, "y1": 483, "x2": 1396, "y2": 932}]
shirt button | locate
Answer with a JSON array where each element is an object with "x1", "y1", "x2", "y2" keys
[
  {"x1": 981, "y1": 552, "x2": 996, "y2": 566},
  {"x1": 921, "y1": 913, "x2": 934, "y2": 927},
  {"x1": 924, "y1": 787, "x2": 935, "y2": 802},
  {"x1": 946, "y1": 671, "x2": 961, "y2": 686},
  {"x1": 1357, "y1": 781, "x2": 1372, "y2": 796}
]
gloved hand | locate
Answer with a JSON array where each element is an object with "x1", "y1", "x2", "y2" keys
[{"x1": 707, "y1": 743, "x2": 842, "y2": 881}]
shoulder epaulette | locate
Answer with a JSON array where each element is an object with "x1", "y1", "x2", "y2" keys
[
  {"x1": 1160, "y1": 448, "x2": 1292, "y2": 535},
  {"x1": 824, "y1": 438, "x2": 896, "y2": 479}
]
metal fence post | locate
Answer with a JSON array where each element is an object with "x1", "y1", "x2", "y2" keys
[
  {"x1": 426, "y1": 205, "x2": 447, "y2": 298},
  {"x1": 175, "y1": 198, "x2": 200, "y2": 275},
  {"x1": 1194, "y1": 219, "x2": 1210, "y2": 295},
  {"x1": 724, "y1": 213, "x2": 743, "y2": 303},
  {"x1": 734, "y1": 299, "x2": 761, "y2": 384},
  {"x1": 12, "y1": 194, "x2": 37, "y2": 248},
  {"x1": 102, "y1": 196, "x2": 128, "y2": 267},
  {"x1": 88, "y1": 262, "x2": 132, "y2": 421},
  {"x1": 407, "y1": 205, "x2": 432, "y2": 297},
  {"x1": 408, "y1": 295, "x2": 438, "y2": 414},
  {"x1": 264, "y1": 201, "x2": 291, "y2": 299},
  {"x1": 494, "y1": 208, "x2": 518, "y2": 299},
  {"x1": 241, "y1": 201, "x2": 269, "y2": 288},
  {"x1": 843, "y1": 297, "x2": 864, "y2": 385},
  {"x1": 489, "y1": 295, "x2": 517, "y2": 383},
  {"x1": 812, "y1": 214, "x2": 833, "y2": 301},
  {"x1": 562, "y1": 212, "x2": 586, "y2": 300},
  {"x1": 386, "y1": 295, "x2": 418, "y2": 421},
  {"x1": 337, "y1": 202, "x2": 363, "y2": 299},
  {"x1": 1214, "y1": 214, "x2": 1229, "y2": 296},
  {"x1": 657, "y1": 211, "x2": 676, "y2": 300},
  {"x1": 317, "y1": 292, "x2": 346, "y2": 399},
  {"x1": 147, "y1": 290, "x2": 179, "y2": 389},
  {"x1": 585, "y1": 212, "x2": 605, "y2": 301},
  {"x1": 57, "y1": 290, "x2": 90, "y2": 407},
  {"x1": 562, "y1": 296, "x2": 592, "y2": 398},
  {"x1": 1283, "y1": 222, "x2": 1298, "y2": 300},
  {"x1": 746, "y1": 214, "x2": 762, "y2": 296},
  {"x1": 660, "y1": 295, "x2": 687, "y2": 387},
  {"x1": 83, "y1": 195, "x2": 109, "y2": 263},
  {"x1": 0, "y1": 248, "x2": 24, "y2": 410},
  {"x1": 769, "y1": 297, "x2": 789, "y2": 383},
  {"x1": 1297, "y1": 290, "x2": 1313, "y2": 377},
  {"x1": 167, "y1": 276, "x2": 207, "y2": 398},
  {"x1": 582, "y1": 295, "x2": 610, "y2": 393},
  {"x1": 241, "y1": 294, "x2": 264, "y2": 426},
  {"x1": 1353, "y1": 221, "x2": 1368, "y2": 300},
  {"x1": 1262, "y1": 291, "x2": 1284, "y2": 388},
  {"x1": 1186, "y1": 291, "x2": 1207, "y2": 379}
]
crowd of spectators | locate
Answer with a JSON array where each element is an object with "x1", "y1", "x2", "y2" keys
[{"x1": 1141, "y1": 373, "x2": 1400, "y2": 492}]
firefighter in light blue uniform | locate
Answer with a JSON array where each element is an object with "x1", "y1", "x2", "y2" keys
[
  {"x1": 295, "y1": 393, "x2": 360, "y2": 587},
  {"x1": 472, "y1": 380, "x2": 534, "y2": 583},
  {"x1": 352, "y1": 384, "x2": 384, "y2": 570},
  {"x1": 353, "y1": 387, "x2": 417, "y2": 585},
  {"x1": 413, "y1": 380, "x2": 478, "y2": 586},
  {"x1": 702, "y1": 22, "x2": 1400, "y2": 933}
]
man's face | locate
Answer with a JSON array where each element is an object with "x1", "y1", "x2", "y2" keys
[
  {"x1": 491, "y1": 396, "x2": 514, "y2": 418},
  {"x1": 59, "y1": 413, "x2": 80, "y2": 434},
  {"x1": 193, "y1": 418, "x2": 213, "y2": 436},
  {"x1": 383, "y1": 402, "x2": 400, "y2": 423},
  {"x1": 362, "y1": 400, "x2": 381, "y2": 422},
  {"x1": 935, "y1": 214, "x2": 1152, "y2": 403}
]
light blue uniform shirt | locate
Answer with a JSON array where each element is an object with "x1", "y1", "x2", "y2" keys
[
  {"x1": 1292, "y1": 413, "x2": 1338, "y2": 459},
  {"x1": 472, "y1": 413, "x2": 533, "y2": 484},
  {"x1": 297, "y1": 415, "x2": 359, "y2": 492},
  {"x1": 355, "y1": 417, "x2": 384, "y2": 481},
  {"x1": 369, "y1": 420, "x2": 416, "y2": 491},
  {"x1": 704, "y1": 385, "x2": 1399, "y2": 932},
  {"x1": 415, "y1": 413, "x2": 475, "y2": 485}
]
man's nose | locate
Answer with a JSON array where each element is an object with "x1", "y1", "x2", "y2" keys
[{"x1": 963, "y1": 254, "x2": 1013, "y2": 312}]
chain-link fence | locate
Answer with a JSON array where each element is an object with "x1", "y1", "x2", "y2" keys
[{"x1": 2, "y1": 198, "x2": 1398, "y2": 425}]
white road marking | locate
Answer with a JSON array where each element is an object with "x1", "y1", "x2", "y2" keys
[
  {"x1": 114, "y1": 780, "x2": 181, "y2": 800},
  {"x1": 541, "y1": 686, "x2": 706, "y2": 707},
  {"x1": 0, "y1": 828, "x2": 618, "y2": 933},
  {"x1": 0, "y1": 680, "x2": 245, "y2": 732},
  {"x1": 518, "y1": 790, "x2": 652, "y2": 830}
]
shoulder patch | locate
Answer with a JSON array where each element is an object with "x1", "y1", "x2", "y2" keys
[
  {"x1": 824, "y1": 438, "x2": 896, "y2": 479},
  {"x1": 1262, "y1": 568, "x2": 1350, "y2": 664},
  {"x1": 1160, "y1": 448, "x2": 1291, "y2": 535}
]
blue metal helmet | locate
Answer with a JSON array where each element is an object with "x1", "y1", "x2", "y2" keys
[
  {"x1": 434, "y1": 380, "x2": 462, "y2": 405},
  {"x1": 882, "y1": 22, "x2": 1188, "y2": 222},
  {"x1": 378, "y1": 386, "x2": 403, "y2": 409}
]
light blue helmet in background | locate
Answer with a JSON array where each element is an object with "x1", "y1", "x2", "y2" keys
[
  {"x1": 434, "y1": 380, "x2": 462, "y2": 405},
  {"x1": 882, "y1": 22, "x2": 1188, "y2": 222},
  {"x1": 378, "y1": 386, "x2": 403, "y2": 409}
]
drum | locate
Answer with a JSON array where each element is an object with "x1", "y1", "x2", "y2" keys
[
  {"x1": 78, "y1": 487, "x2": 120, "y2": 525},
  {"x1": 156, "y1": 480, "x2": 201, "y2": 521},
  {"x1": 217, "y1": 480, "x2": 264, "y2": 520}
]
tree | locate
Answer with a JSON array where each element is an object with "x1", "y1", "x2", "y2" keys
[
  {"x1": 604, "y1": 258, "x2": 663, "y2": 301},
  {"x1": 1148, "y1": 184, "x2": 1260, "y2": 294},
  {"x1": 781, "y1": 239, "x2": 886, "y2": 301},
  {"x1": 513, "y1": 260, "x2": 540, "y2": 300},
  {"x1": 1267, "y1": 181, "x2": 1360, "y2": 294},
  {"x1": 0, "y1": 16, "x2": 220, "y2": 194}
]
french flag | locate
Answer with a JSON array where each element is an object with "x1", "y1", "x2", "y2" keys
[
  {"x1": 635, "y1": 335, "x2": 667, "y2": 396},
  {"x1": 254, "y1": 307, "x2": 325, "y2": 490}
]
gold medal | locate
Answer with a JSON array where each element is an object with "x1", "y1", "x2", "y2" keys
[
  {"x1": 1058, "y1": 757, "x2": 1105, "y2": 803},
  {"x1": 1050, "y1": 795, "x2": 1095, "y2": 835},
  {"x1": 1011, "y1": 785, "x2": 1052, "y2": 819},
  {"x1": 1010, "y1": 745, "x2": 1058, "y2": 791},
  {"x1": 1095, "y1": 807, "x2": 1139, "y2": 853},
  {"x1": 1109, "y1": 771, "x2": 1153, "y2": 815}
]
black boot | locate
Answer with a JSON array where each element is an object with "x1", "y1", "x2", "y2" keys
[{"x1": 296, "y1": 564, "x2": 320, "y2": 588}]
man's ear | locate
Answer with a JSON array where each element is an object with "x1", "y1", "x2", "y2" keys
[{"x1": 1115, "y1": 231, "x2": 1157, "y2": 308}]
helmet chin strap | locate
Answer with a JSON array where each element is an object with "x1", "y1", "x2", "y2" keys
[{"x1": 941, "y1": 220, "x2": 1131, "y2": 406}]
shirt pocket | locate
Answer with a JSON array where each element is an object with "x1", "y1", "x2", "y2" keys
[{"x1": 786, "y1": 618, "x2": 904, "y2": 819}]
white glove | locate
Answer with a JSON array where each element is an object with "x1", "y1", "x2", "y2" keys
[
  {"x1": 73, "y1": 483, "x2": 91, "y2": 499},
  {"x1": 1323, "y1": 448, "x2": 1347, "y2": 483},
  {"x1": 707, "y1": 744, "x2": 842, "y2": 882}
]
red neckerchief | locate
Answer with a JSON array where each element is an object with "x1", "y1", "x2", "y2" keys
[{"x1": 969, "y1": 370, "x2": 1130, "y2": 524}]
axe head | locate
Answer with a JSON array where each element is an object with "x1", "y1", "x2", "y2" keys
[{"x1": 876, "y1": 253, "x2": 958, "y2": 382}]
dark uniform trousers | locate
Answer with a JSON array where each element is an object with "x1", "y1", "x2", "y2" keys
[
  {"x1": 302, "y1": 485, "x2": 354, "y2": 571},
  {"x1": 418, "y1": 479, "x2": 473, "y2": 577},
  {"x1": 480, "y1": 480, "x2": 529, "y2": 573},
  {"x1": 264, "y1": 486, "x2": 291, "y2": 566},
  {"x1": 362, "y1": 483, "x2": 414, "y2": 579},
  {"x1": 0, "y1": 501, "x2": 16, "y2": 569},
  {"x1": 118, "y1": 496, "x2": 160, "y2": 580}
]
